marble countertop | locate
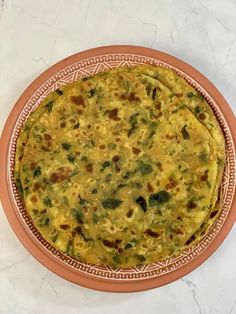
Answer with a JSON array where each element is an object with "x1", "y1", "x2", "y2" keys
[{"x1": 0, "y1": 0, "x2": 236, "y2": 313}]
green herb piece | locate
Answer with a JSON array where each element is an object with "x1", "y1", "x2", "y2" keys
[
  {"x1": 24, "y1": 177, "x2": 30, "y2": 184},
  {"x1": 112, "y1": 255, "x2": 121, "y2": 265},
  {"x1": 73, "y1": 122, "x2": 80, "y2": 129},
  {"x1": 130, "y1": 181, "x2": 143, "y2": 189},
  {"x1": 33, "y1": 166, "x2": 41, "y2": 177},
  {"x1": 117, "y1": 183, "x2": 127, "y2": 190},
  {"x1": 82, "y1": 76, "x2": 90, "y2": 81},
  {"x1": 196, "y1": 93, "x2": 204, "y2": 100},
  {"x1": 125, "y1": 243, "x2": 133, "y2": 249},
  {"x1": 199, "y1": 151, "x2": 209, "y2": 162},
  {"x1": 80, "y1": 155, "x2": 88, "y2": 162},
  {"x1": 22, "y1": 164, "x2": 28, "y2": 172},
  {"x1": 128, "y1": 113, "x2": 139, "y2": 137},
  {"x1": 102, "y1": 198, "x2": 123, "y2": 209},
  {"x1": 125, "y1": 239, "x2": 139, "y2": 249},
  {"x1": 93, "y1": 213, "x2": 99, "y2": 224},
  {"x1": 71, "y1": 208, "x2": 84, "y2": 223},
  {"x1": 136, "y1": 254, "x2": 146, "y2": 263},
  {"x1": 66, "y1": 240, "x2": 73, "y2": 255},
  {"x1": 15, "y1": 178, "x2": 23, "y2": 194},
  {"x1": 51, "y1": 234, "x2": 58, "y2": 242},
  {"x1": 32, "y1": 209, "x2": 39, "y2": 215},
  {"x1": 87, "y1": 88, "x2": 97, "y2": 98},
  {"x1": 61, "y1": 142, "x2": 71, "y2": 150},
  {"x1": 123, "y1": 171, "x2": 134, "y2": 179},
  {"x1": 139, "y1": 161, "x2": 153, "y2": 175},
  {"x1": 108, "y1": 143, "x2": 116, "y2": 150},
  {"x1": 71, "y1": 168, "x2": 79, "y2": 177},
  {"x1": 187, "y1": 92, "x2": 195, "y2": 98},
  {"x1": 149, "y1": 190, "x2": 170, "y2": 206},
  {"x1": 43, "y1": 197, "x2": 52, "y2": 207},
  {"x1": 100, "y1": 161, "x2": 111, "y2": 171},
  {"x1": 131, "y1": 239, "x2": 139, "y2": 245},
  {"x1": 105, "y1": 173, "x2": 112, "y2": 182},
  {"x1": 79, "y1": 196, "x2": 86, "y2": 205},
  {"x1": 181, "y1": 125, "x2": 190, "y2": 140},
  {"x1": 68, "y1": 153, "x2": 75, "y2": 163},
  {"x1": 91, "y1": 188, "x2": 98, "y2": 194},
  {"x1": 45, "y1": 101, "x2": 54, "y2": 112},
  {"x1": 152, "y1": 87, "x2": 157, "y2": 100},
  {"x1": 55, "y1": 88, "x2": 63, "y2": 95},
  {"x1": 37, "y1": 216, "x2": 50, "y2": 226},
  {"x1": 194, "y1": 106, "x2": 201, "y2": 114},
  {"x1": 145, "y1": 82, "x2": 152, "y2": 96},
  {"x1": 135, "y1": 196, "x2": 147, "y2": 212}
]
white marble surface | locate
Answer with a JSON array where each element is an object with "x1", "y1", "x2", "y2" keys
[{"x1": 0, "y1": 0, "x2": 236, "y2": 313}]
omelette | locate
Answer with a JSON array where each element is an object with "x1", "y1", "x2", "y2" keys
[{"x1": 14, "y1": 65, "x2": 225, "y2": 267}]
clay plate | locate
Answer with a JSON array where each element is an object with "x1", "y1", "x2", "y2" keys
[{"x1": 0, "y1": 46, "x2": 235, "y2": 292}]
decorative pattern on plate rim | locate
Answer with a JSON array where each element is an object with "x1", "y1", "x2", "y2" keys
[{"x1": 8, "y1": 53, "x2": 236, "y2": 280}]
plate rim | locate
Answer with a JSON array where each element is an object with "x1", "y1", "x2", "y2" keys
[{"x1": 0, "y1": 45, "x2": 235, "y2": 292}]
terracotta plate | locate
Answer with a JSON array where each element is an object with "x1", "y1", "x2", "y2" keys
[{"x1": 0, "y1": 46, "x2": 235, "y2": 292}]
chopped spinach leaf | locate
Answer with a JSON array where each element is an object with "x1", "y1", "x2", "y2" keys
[
  {"x1": 68, "y1": 153, "x2": 76, "y2": 163},
  {"x1": 15, "y1": 178, "x2": 23, "y2": 194},
  {"x1": 187, "y1": 92, "x2": 195, "y2": 98},
  {"x1": 105, "y1": 173, "x2": 112, "y2": 182},
  {"x1": 37, "y1": 216, "x2": 50, "y2": 226},
  {"x1": 93, "y1": 213, "x2": 99, "y2": 224},
  {"x1": 79, "y1": 196, "x2": 86, "y2": 205},
  {"x1": 80, "y1": 155, "x2": 88, "y2": 162},
  {"x1": 139, "y1": 160, "x2": 153, "y2": 175},
  {"x1": 145, "y1": 82, "x2": 152, "y2": 96},
  {"x1": 87, "y1": 88, "x2": 97, "y2": 98},
  {"x1": 102, "y1": 198, "x2": 122, "y2": 209},
  {"x1": 66, "y1": 240, "x2": 73, "y2": 254},
  {"x1": 149, "y1": 190, "x2": 170, "y2": 206},
  {"x1": 199, "y1": 151, "x2": 209, "y2": 162},
  {"x1": 129, "y1": 181, "x2": 143, "y2": 189},
  {"x1": 71, "y1": 208, "x2": 84, "y2": 223},
  {"x1": 136, "y1": 254, "x2": 146, "y2": 263},
  {"x1": 43, "y1": 197, "x2": 52, "y2": 207},
  {"x1": 128, "y1": 113, "x2": 139, "y2": 137},
  {"x1": 123, "y1": 171, "x2": 134, "y2": 179},
  {"x1": 45, "y1": 101, "x2": 54, "y2": 112},
  {"x1": 55, "y1": 89, "x2": 63, "y2": 95},
  {"x1": 73, "y1": 122, "x2": 80, "y2": 129},
  {"x1": 33, "y1": 166, "x2": 41, "y2": 177},
  {"x1": 152, "y1": 87, "x2": 157, "y2": 100},
  {"x1": 194, "y1": 106, "x2": 201, "y2": 114},
  {"x1": 112, "y1": 255, "x2": 121, "y2": 264},
  {"x1": 100, "y1": 161, "x2": 111, "y2": 171},
  {"x1": 61, "y1": 142, "x2": 71, "y2": 150},
  {"x1": 125, "y1": 243, "x2": 133, "y2": 249}
]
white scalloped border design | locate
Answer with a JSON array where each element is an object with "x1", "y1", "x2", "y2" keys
[{"x1": 8, "y1": 53, "x2": 236, "y2": 280}]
